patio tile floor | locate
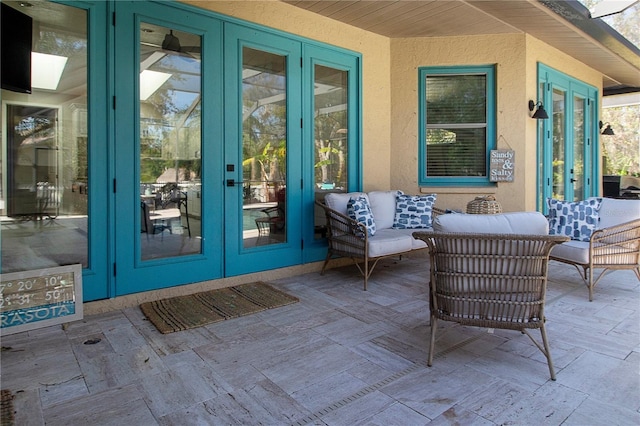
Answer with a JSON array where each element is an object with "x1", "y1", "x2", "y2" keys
[{"x1": 1, "y1": 255, "x2": 639, "y2": 425}]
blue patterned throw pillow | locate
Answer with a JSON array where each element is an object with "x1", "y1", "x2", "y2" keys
[
  {"x1": 393, "y1": 194, "x2": 437, "y2": 229},
  {"x1": 547, "y1": 198, "x2": 602, "y2": 241},
  {"x1": 347, "y1": 196, "x2": 376, "y2": 237}
]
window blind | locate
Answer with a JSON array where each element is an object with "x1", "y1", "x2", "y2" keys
[{"x1": 425, "y1": 74, "x2": 487, "y2": 177}]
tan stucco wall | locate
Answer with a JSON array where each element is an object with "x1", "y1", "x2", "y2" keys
[
  {"x1": 525, "y1": 34, "x2": 602, "y2": 102},
  {"x1": 184, "y1": 1, "x2": 393, "y2": 190},
  {"x1": 390, "y1": 34, "x2": 531, "y2": 212},
  {"x1": 389, "y1": 34, "x2": 603, "y2": 212},
  {"x1": 185, "y1": 2, "x2": 604, "y2": 212}
]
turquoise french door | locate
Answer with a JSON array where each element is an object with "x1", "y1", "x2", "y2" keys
[
  {"x1": 303, "y1": 45, "x2": 362, "y2": 262},
  {"x1": 223, "y1": 27, "x2": 362, "y2": 275},
  {"x1": 223, "y1": 25, "x2": 303, "y2": 275},
  {"x1": 538, "y1": 64, "x2": 598, "y2": 209},
  {"x1": 113, "y1": 1, "x2": 223, "y2": 295}
]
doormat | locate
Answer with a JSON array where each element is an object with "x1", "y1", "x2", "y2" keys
[
  {"x1": 1, "y1": 389, "x2": 14, "y2": 426},
  {"x1": 140, "y1": 282, "x2": 299, "y2": 334}
]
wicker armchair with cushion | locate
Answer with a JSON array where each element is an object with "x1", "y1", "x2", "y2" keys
[
  {"x1": 413, "y1": 212, "x2": 568, "y2": 380},
  {"x1": 547, "y1": 197, "x2": 640, "y2": 301}
]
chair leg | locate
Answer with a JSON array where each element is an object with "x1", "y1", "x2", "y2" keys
[
  {"x1": 634, "y1": 266, "x2": 640, "y2": 281},
  {"x1": 427, "y1": 315, "x2": 437, "y2": 367},
  {"x1": 183, "y1": 201, "x2": 191, "y2": 237},
  {"x1": 363, "y1": 257, "x2": 369, "y2": 291},
  {"x1": 320, "y1": 251, "x2": 332, "y2": 276},
  {"x1": 539, "y1": 324, "x2": 556, "y2": 381},
  {"x1": 588, "y1": 267, "x2": 594, "y2": 302}
]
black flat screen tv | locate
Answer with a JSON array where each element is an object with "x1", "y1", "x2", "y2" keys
[{"x1": 1, "y1": 3, "x2": 33, "y2": 94}]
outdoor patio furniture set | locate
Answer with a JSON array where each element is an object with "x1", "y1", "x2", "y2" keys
[
  {"x1": 317, "y1": 190, "x2": 640, "y2": 299},
  {"x1": 317, "y1": 191, "x2": 640, "y2": 379}
]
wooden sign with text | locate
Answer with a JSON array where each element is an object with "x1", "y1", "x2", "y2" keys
[
  {"x1": 490, "y1": 149, "x2": 515, "y2": 182},
  {"x1": 1, "y1": 264, "x2": 83, "y2": 335}
]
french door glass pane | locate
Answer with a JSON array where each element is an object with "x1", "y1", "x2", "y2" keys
[
  {"x1": 1, "y1": 2, "x2": 88, "y2": 273},
  {"x1": 139, "y1": 24, "x2": 202, "y2": 260},
  {"x1": 314, "y1": 64, "x2": 348, "y2": 239},
  {"x1": 241, "y1": 47, "x2": 287, "y2": 248},
  {"x1": 573, "y1": 96, "x2": 585, "y2": 201},
  {"x1": 314, "y1": 65, "x2": 348, "y2": 191},
  {"x1": 552, "y1": 88, "x2": 566, "y2": 199}
]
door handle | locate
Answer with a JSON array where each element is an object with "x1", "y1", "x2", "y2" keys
[{"x1": 226, "y1": 179, "x2": 244, "y2": 187}]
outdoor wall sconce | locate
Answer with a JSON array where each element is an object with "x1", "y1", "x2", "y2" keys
[
  {"x1": 599, "y1": 121, "x2": 615, "y2": 135},
  {"x1": 528, "y1": 100, "x2": 549, "y2": 119}
]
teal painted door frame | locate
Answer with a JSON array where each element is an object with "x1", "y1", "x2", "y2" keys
[
  {"x1": 222, "y1": 24, "x2": 304, "y2": 276},
  {"x1": 537, "y1": 63, "x2": 599, "y2": 209},
  {"x1": 113, "y1": 1, "x2": 224, "y2": 295},
  {"x1": 302, "y1": 45, "x2": 362, "y2": 263},
  {"x1": 222, "y1": 26, "x2": 363, "y2": 275}
]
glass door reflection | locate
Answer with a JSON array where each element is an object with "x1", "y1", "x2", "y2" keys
[
  {"x1": 1, "y1": 2, "x2": 89, "y2": 274},
  {"x1": 552, "y1": 88, "x2": 566, "y2": 200},
  {"x1": 313, "y1": 64, "x2": 348, "y2": 239},
  {"x1": 139, "y1": 24, "x2": 202, "y2": 260},
  {"x1": 241, "y1": 47, "x2": 287, "y2": 248},
  {"x1": 572, "y1": 95, "x2": 586, "y2": 201}
]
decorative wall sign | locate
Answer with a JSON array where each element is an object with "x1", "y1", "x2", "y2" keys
[
  {"x1": 1, "y1": 264, "x2": 83, "y2": 335},
  {"x1": 490, "y1": 149, "x2": 515, "y2": 182}
]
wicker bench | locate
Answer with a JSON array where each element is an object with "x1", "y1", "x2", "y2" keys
[{"x1": 316, "y1": 190, "x2": 442, "y2": 290}]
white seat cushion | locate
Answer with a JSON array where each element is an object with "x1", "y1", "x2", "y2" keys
[
  {"x1": 550, "y1": 240, "x2": 590, "y2": 264},
  {"x1": 367, "y1": 229, "x2": 414, "y2": 257},
  {"x1": 433, "y1": 211, "x2": 549, "y2": 235},
  {"x1": 392, "y1": 227, "x2": 429, "y2": 249}
]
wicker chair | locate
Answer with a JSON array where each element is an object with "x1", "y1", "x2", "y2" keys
[
  {"x1": 550, "y1": 218, "x2": 640, "y2": 301},
  {"x1": 413, "y1": 231, "x2": 569, "y2": 380}
]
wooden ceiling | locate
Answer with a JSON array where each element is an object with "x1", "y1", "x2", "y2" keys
[{"x1": 283, "y1": 0, "x2": 640, "y2": 91}]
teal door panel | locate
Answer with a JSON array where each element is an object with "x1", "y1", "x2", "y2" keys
[
  {"x1": 82, "y1": 0, "x2": 110, "y2": 300},
  {"x1": 302, "y1": 45, "x2": 362, "y2": 263},
  {"x1": 223, "y1": 24, "x2": 303, "y2": 276},
  {"x1": 10, "y1": 0, "x2": 113, "y2": 302},
  {"x1": 113, "y1": 1, "x2": 223, "y2": 295}
]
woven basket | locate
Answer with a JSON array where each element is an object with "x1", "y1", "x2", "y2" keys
[{"x1": 466, "y1": 195, "x2": 502, "y2": 214}]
